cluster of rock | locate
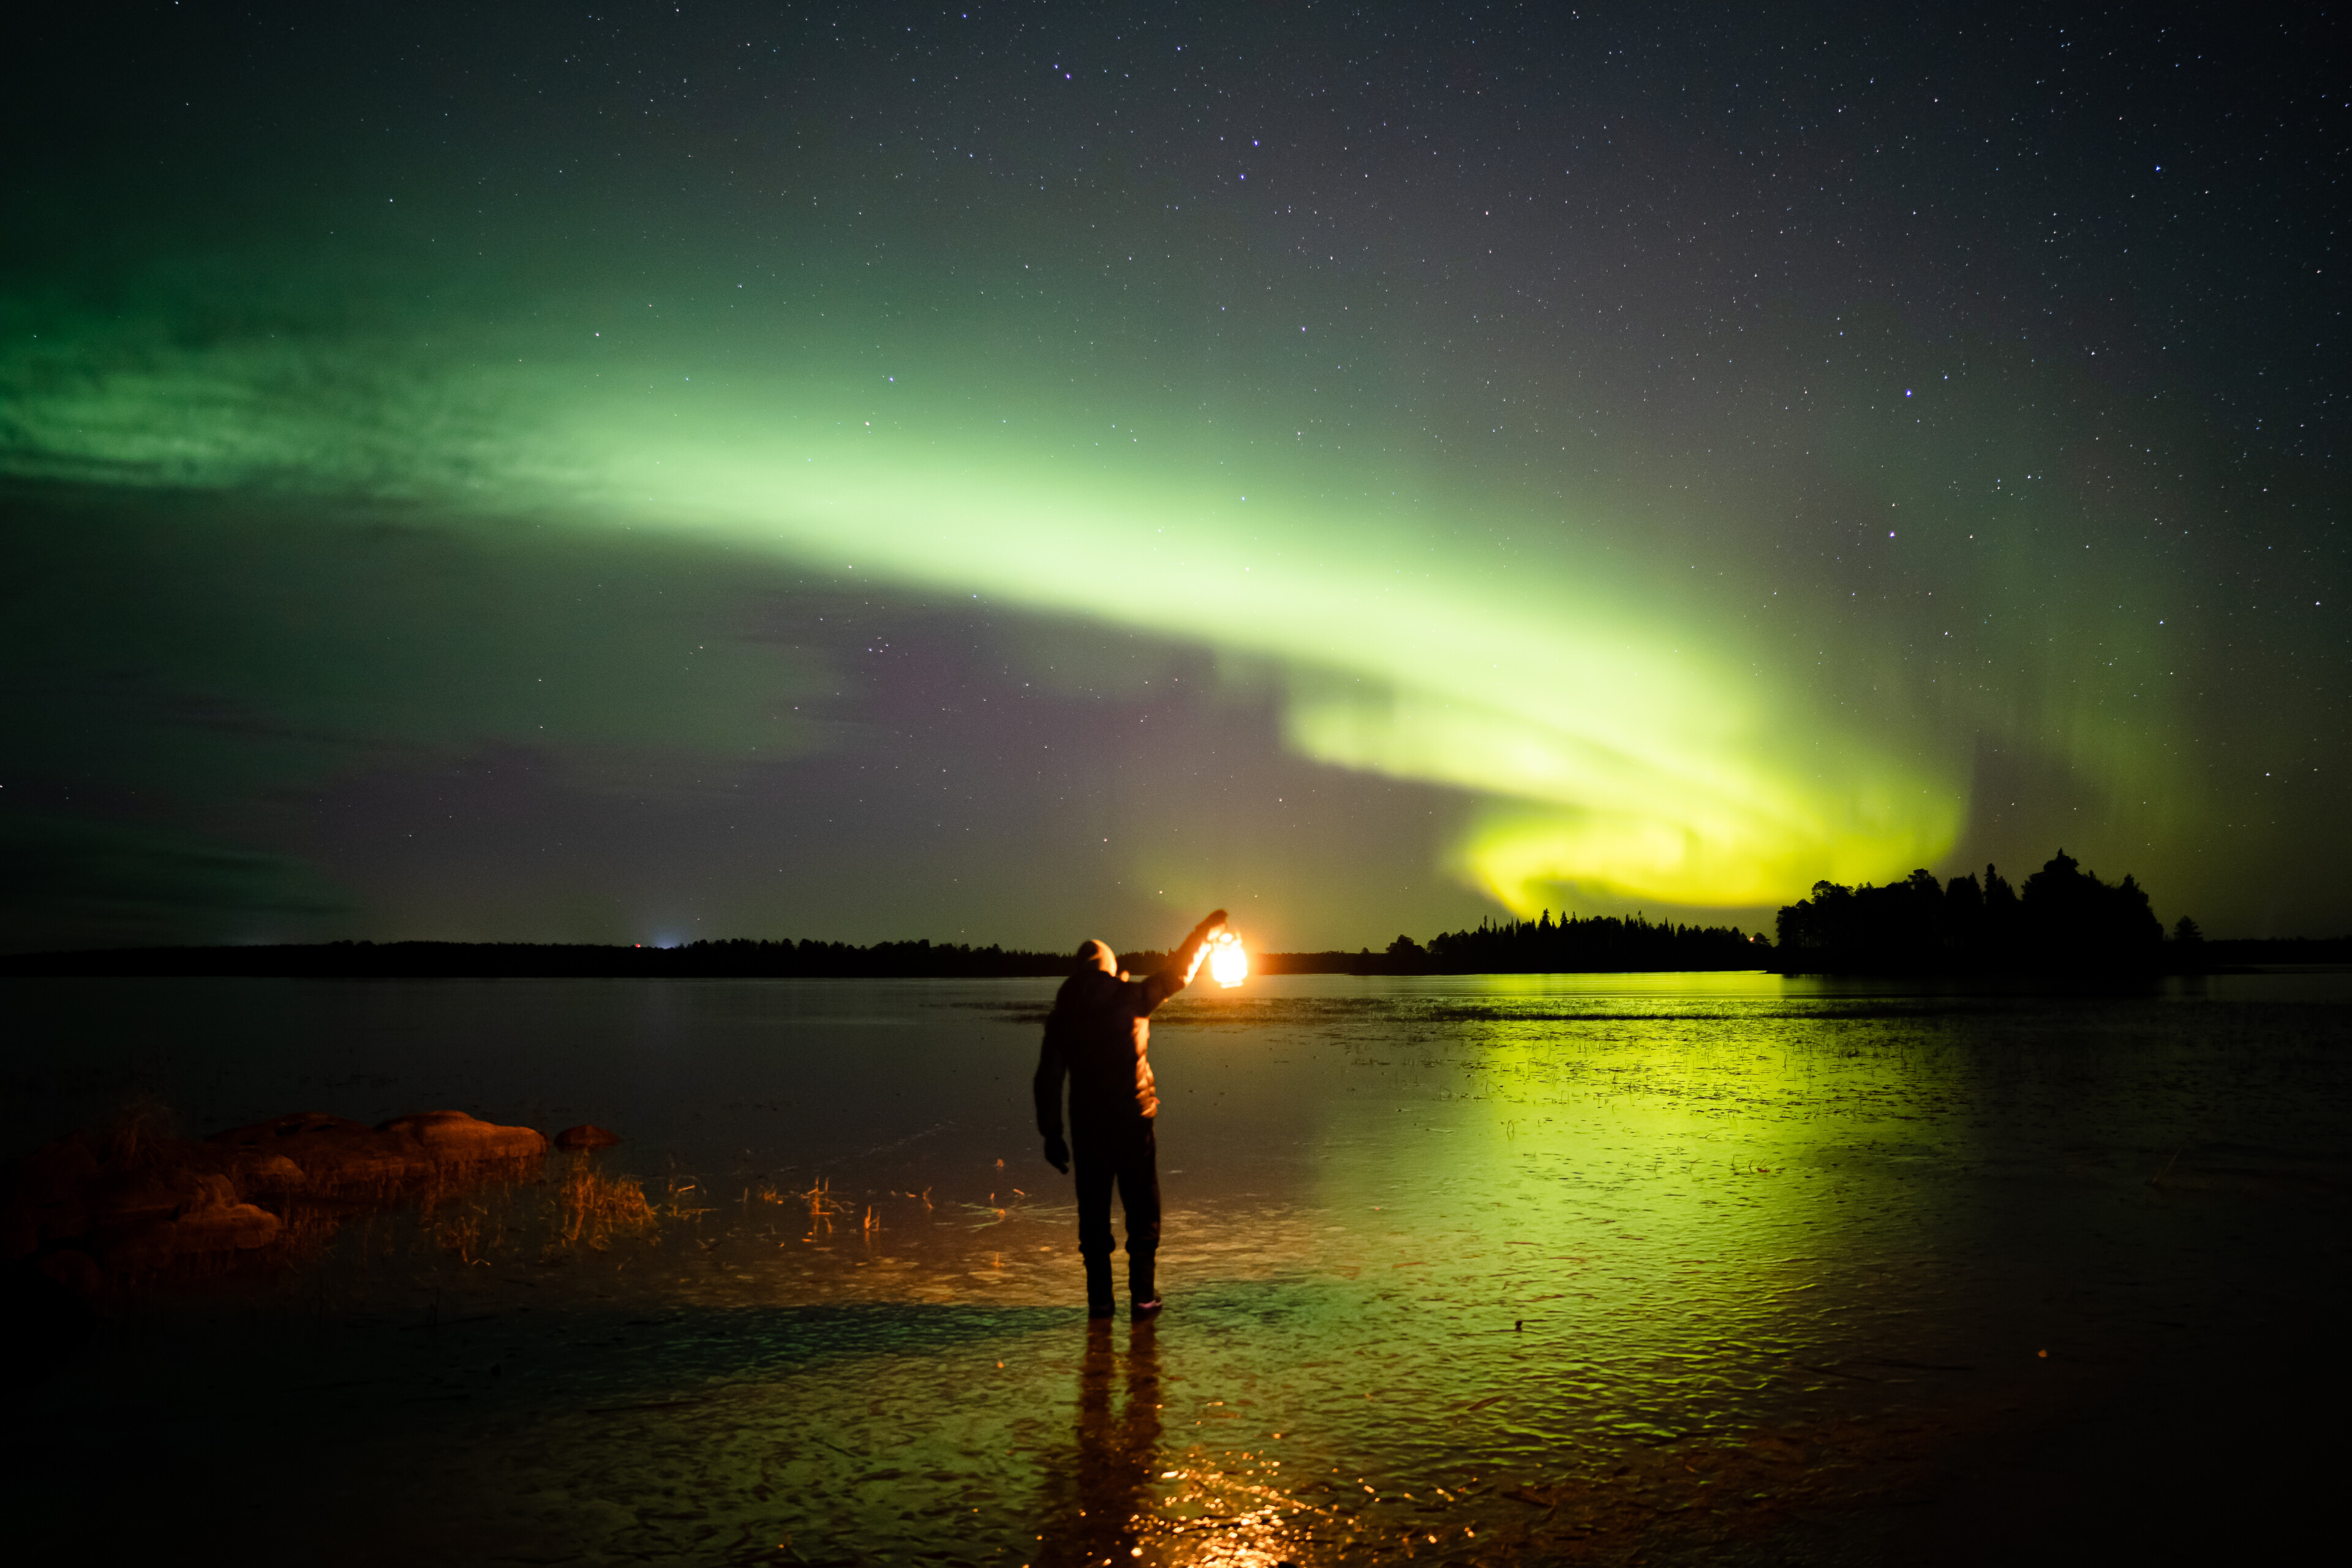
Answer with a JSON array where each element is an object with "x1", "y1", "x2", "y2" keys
[{"x1": 2, "y1": 1109, "x2": 560, "y2": 1297}]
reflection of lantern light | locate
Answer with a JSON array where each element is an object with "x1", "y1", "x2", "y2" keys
[{"x1": 1208, "y1": 930, "x2": 1249, "y2": 988}]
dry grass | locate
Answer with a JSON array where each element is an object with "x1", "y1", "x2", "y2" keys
[
  {"x1": 551, "y1": 1158, "x2": 658, "y2": 1251},
  {"x1": 659, "y1": 1174, "x2": 714, "y2": 1223},
  {"x1": 430, "y1": 1199, "x2": 493, "y2": 1265},
  {"x1": 744, "y1": 1177, "x2": 867, "y2": 1242}
]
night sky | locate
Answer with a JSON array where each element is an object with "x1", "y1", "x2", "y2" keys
[{"x1": 3, "y1": 2, "x2": 2343, "y2": 953}]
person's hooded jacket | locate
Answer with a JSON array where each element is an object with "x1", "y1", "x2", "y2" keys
[{"x1": 1033, "y1": 913, "x2": 1224, "y2": 1135}]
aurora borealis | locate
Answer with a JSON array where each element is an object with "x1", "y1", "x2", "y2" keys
[{"x1": 2, "y1": 2, "x2": 2343, "y2": 951}]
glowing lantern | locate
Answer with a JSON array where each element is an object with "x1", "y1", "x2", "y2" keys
[{"x1": 1207, "y1": 929, "x2": 1249, "y2": 988}]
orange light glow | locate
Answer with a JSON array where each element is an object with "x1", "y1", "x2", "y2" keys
[{"x1": 1208, "y1": 930, "x2": 1249, "y2": 989}]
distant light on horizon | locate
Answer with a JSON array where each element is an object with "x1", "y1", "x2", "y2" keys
[{"x1": 0, "y1": 4, "x2": 2328, "y2": 948}]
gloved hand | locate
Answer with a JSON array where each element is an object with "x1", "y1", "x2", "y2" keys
[
  {"x1": 1180, "y1": 910, "x2": 1232, "y2": 985},
  {"x1": 1043, "y1": 1134, "x2": 1070, "y2": 1174}
]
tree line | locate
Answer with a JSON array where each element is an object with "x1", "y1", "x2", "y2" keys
[
  {"x1": 1404, "y1": 912, "x2": 1765, "y2": 973},
  {"x1": 0, "y1": 938, "x2": 1080, "y2": 980},
  {"x1": 1119, "y1": 914, "x2": 1767, "y2": 978},
  {"x1": 13, "y1": 851, "x2": 2332, "y2": 979},
  {"x1": 0, "y1": 921, "x2": 1776, "y2": 979},
  {"x1": 1773, "y1": 849, "x2": 2172, "y2": 973}
]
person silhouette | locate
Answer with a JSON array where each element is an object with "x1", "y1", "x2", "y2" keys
[{"x1": 1033, "y1": 909, "x2": 1227, "y2": 1319}]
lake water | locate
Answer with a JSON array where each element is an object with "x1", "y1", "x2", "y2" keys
[{"x1": 4, "y1": 971, "x2": 2348, "y2": 1566}]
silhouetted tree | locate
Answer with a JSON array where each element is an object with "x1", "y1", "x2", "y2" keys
[
  {"x1": 1427, "y1": 911, "x2": 1765, "y2": 973},
  {"x1": 1385, "y1": 934, "x2": 1428, "y2": 970},
  {"x1": 1943, "y1": 871, "x2": 1985, "y2": 959},
  {"x1": 1773, "y1": 850, "x2": 2161, "y2": 973},
  {"x1": 1777, "y1": 873, "x2": 1948, "y2": 963},
  {"x1": 1983, "y1": 864, "x2": 2022, "y2": 956},
  {"x1": 2019, "y1": 849, "x2": 2162, "y2": 969}
]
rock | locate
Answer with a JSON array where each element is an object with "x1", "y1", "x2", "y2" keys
[
  {"x1": 554, "y1": 1125, "x2": 622, "y2": 1151},
  {"x1": 208, "y1": 1112, "x2": 437, "y2": 1191},
  {"x1": 88, "y1": 1202, "x2": 276, "y2": 1272},
  {"x1": 379, "y1": 1110, "x2": 548, "y2": 1163},
  {"x1": 172, "y1": 1202, "x2": 281, "y2": 1253},
  {"x1": 88, "y1": 1169, "x2": 239, "y2": 1229},
  {"x1": 226, "y1": 1152, "x2": 307, "y2": 1196},
  {"x1": 178, "y1": 1172, "x2": 238, "y2": 1213},
  {"x1": 88, "y1": 1172, "x2": 191, "y2": 1229},
  {"x1": 204, "y1": 1109, "x2": 543, "y2": 1190},
  {"x1": 0, "y1": 1105, "x2": 547, "y2": 1294}
]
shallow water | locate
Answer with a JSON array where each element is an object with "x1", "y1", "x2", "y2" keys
[{"x1": 5, "y1": 971, "x2": 2349, "y2": 1565}]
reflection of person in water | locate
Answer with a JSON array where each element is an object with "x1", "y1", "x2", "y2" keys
[
  {"x1": 1035, "y1": 1321, "x2": 1164, "y2": 1567},
  {"x1": 1034, "y1": 908, "x2": 1227, "y2": 1319}
]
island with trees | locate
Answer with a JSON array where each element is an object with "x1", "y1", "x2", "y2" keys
[
  {"x1": 1776, "y1": 848, "x2": 2185, "y2": 974},
  {"x1": 4, "y1": 848, "x2": 2340, "y2": 979}
]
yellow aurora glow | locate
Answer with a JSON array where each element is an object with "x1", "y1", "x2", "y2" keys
[
  {"x1": 581, "y1": 417, "x2": 1961, "y2": 911},
  {"x1": 1, "y1": 325, "x2": 1967, "y2": 913}
]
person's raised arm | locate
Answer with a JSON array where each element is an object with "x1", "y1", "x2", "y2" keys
[{"x1": 1141, "y1": 908, "x2": 1229, "y2": 1012}]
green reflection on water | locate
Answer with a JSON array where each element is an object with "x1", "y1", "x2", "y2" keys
[{"x1": 12, "y1": 973, "x2": 2346, "y2": 1566}]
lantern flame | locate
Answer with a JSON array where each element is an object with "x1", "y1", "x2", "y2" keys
[{"x1": 1207, "y1": 929, "x2": 1249, "y2": 988}]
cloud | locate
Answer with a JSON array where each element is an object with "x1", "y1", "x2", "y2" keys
[{"x1": 0, "y1": 813, "x2": 349, "y2": 952}]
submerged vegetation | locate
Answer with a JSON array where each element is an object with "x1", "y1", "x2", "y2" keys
[{"x1": 551, "y1": 1160, "x2": 658, "y2": 1251}]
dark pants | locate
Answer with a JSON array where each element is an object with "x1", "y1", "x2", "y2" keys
[{"x1": 1072, "y1": 1117, "x2": 1159, "y2": 1294}]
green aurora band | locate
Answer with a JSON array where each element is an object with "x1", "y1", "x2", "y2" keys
[
  {"x1": 11, "y1": 0, "x2": 2345, "y2": 944},
  {"x1": 0, "y1": 282, "x2": 2010, "y2": 914}
]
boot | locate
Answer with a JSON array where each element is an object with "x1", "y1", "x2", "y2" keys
[
  {"x1": 1083, "y1": 1253, "x2": 1116, "y2": 1319},
  {"x1": 1129, "y1": 1250, "x2": 1161, "y2": 1319}
]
